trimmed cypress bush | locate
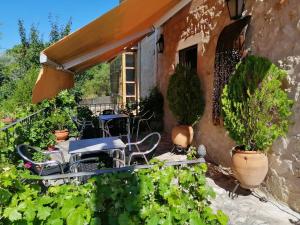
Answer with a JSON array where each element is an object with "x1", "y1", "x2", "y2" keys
[
  {"x1": 221, "y1": 55, "x2": 293, "y2": 152},
  {"x1": 167, "y1": 64, "x2": 205, "y2": 126}
]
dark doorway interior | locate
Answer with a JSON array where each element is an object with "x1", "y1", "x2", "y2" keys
[{"x1": 179, "y1": 45, "x2": 198, "y2": 72}]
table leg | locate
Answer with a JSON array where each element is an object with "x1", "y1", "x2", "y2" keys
[
  {"x1": 101, "y1": 120, "x2": 105, "y2": 137},
  {"x1": 127, "y1": 117, "x2": 132, "y2": 152}
]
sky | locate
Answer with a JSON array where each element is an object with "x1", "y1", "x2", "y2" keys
[{"x1": 0, "y1": 0, "x2": 119, "y2": 52}]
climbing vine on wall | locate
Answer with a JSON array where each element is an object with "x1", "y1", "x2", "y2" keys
[{"x1": 212, "y1": 16, "x2": 251, "y2": 125}]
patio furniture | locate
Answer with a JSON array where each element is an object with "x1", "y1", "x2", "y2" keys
[
  {"x1": 71, "y1": 116, "x2": 94, "y2": 138},
  {"x1": 114, "y1": 132, "x2": 161, "y2": 165},
  {"x1": 69, "y1": 157, "x2": 100, "y2": 183},
  {"x1": 99, "y1": 114, "x2": 131, "y2": 145},
  {"x1": 68, "y1": 137, "x2": 126, "y2": 167},
  {"x1": 102, "y1": 109, "x2": 115, "y2": 115},
  {"x1": 133, "y1": 112, "x2": 154, "y2": 141},
  {"x1": 17, "y1": 144, "x2": 68, "y2": 176}
]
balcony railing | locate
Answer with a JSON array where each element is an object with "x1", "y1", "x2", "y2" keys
[
  {"x1": 0, "y1": 109, "x2": 48, "y2": 147},
  {"x1": 79, "y1": 102, "x2": 139, "y2": 115}
]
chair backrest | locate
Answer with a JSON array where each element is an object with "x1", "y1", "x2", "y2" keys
[
  {"x1": 144, "y1": 112, "x2": 155, "y2": 121},
  {"x1": 17, "y1": 144, "x2": 39, "y2": 164},
  {"x1": 102, "y1": 109, "x2": 115, "y2": 115},
  {"x1": 138, "y1": 132, "x2": 161, "y2": 155},
  {"x1": 17, "y1": 144, "x2": 46, "y2": 165}
]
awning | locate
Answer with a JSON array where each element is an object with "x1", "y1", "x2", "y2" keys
[
  {"x1": 32, "y1": 65, "x2": 74, "y2": 103},
  {"x1": 32, "y1": 0, "x2": 182, "y2": 103}
]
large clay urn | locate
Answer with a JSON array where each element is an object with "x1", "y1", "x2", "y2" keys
[
  {"x1": 232, "y1": 149, "x2": 268, "y2": 189},
  {"x1": 171, "y1": 125, "x2": 194, "y2": 148},
  {"x1": 54, "y1": 129, "x2": 69, "y2": 142}
]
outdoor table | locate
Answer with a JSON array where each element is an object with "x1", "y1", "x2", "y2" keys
[
  {"x1": 99, "y1": 114, "x2": 131, "y2": 150},
  {"x1": 68, "y1": 137, "x2": 126, "y2": 167}
]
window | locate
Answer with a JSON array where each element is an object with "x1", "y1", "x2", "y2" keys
[
  {"x1": 123, "y1": 52, "x2": 137, "y2": 104},
  {"x1": 179, "y1": 45, "x2": 198, "y2": 71}
]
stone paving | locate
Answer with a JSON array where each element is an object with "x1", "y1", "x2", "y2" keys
[{"x1": 206, "y1": 163, "x2": 300, "y2": 225}]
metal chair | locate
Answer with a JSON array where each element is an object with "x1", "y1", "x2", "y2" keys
[
  {"x1": 71, "y1": 116, "x2": 94, "y2": 138},
  {"x1": 17, "y1": 144, "x2": 67, "y2": 176},
  {"x1": 134, "y1": 112, "x2": 155, "y2": 141},
  {"x1": 122, "y1": 132, "x2": 161, "y2": 165}
]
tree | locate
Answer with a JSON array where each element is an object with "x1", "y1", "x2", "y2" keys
[
  {"x1": 48, "y1": 15, "x2": 72, "y2": 45},
  {"x1": 80, "y1": 64, "x2": 111, "y2": 98}
]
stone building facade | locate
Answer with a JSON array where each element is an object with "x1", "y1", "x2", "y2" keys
[{"x1": 156, "y1": 0, "x2": 300, "y2": 212}]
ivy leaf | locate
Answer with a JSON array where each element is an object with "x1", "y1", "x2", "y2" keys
[
  {"x1": 147, "y1": 214, "x2": 160, "y2": 225},
  {"x1": 216, "y1": 210, "x2": 229, "y2": 225},
  {"x1": 4, "y1": 207, "x2": 22, "y2": 221},
  {"x1": 66, "y1": 207, "x2": 85, "y2": 225},
  {"x1": 189, "y1": 211, "x2": 205, "y2": 225},
  {"x1": 90, "y1": 217, "x2": 101, "y2": 225},
  {"x1": 37, "y1": 206, "x2": 51, "y2": 220},
  {"x1": 90, "y1": 217, "x2": 102, "y2": 225},
  {"x1": 46, "y1": 218, "x2": 64, "y2": 225},
  {"x1": 23, "y1": 207, "x2": 36, "y2": 222},
  {"x1": 0, "y1": 187, "x2": 12, "y2": 204}
]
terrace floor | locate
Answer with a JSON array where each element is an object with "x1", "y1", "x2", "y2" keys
[{"x1": 55, "y1": 132, "x2": 300, "y2": 225}]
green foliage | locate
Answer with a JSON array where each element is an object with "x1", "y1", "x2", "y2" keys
[
  {"x1": 221, "y1": 55, "x2": 293, "y2": 151},
  {"x1": 0, "y1": 162, "x2": 228, "y2": 225},
  {"x1": 48, "y1": 109, "x2": 74, "y2": 131},
  {"x1": 167, "y1": 64, "x2": 205, "y2": 126},
  {"x1": 77, "y1": 106, "x2": 94, "y2": 121},
  {"x1": 79, "y1": 64, "x2": 110, "y2": 99},
  {"x1": 140, "y1": 86, "x2": 164, "y2": 131},
  {"x1": 15, "y1": 116, "x2": 56, "y2": 150},
  {"x1": 187, "y1": 146, "x2": 198, "y2": 160},
  {"x1": 1, "y1": 67, "x2": 39, "y2": 112}
]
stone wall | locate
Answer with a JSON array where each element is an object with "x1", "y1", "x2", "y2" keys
[
  {"x1": 157, "y1": 0, "x2": 300, "y2": 212},
  {"x1": 245, "y1": 0, "x2": 300, "y2": 213}
]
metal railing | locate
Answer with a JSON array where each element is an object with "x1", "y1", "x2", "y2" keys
[
  {"x1": 79, "y1": 102, "x2": 139, "y2": 115},
  {"x1": 0, "y1": 109, "x2": 48, "y2": 147}
]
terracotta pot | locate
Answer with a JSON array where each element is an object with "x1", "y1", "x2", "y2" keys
[
  {"x1": 171, "y1": 125, "x2": 194, "y2": 148},
  {"x1": 1, "y1": 117, "x2": 16, "y2": 124},
  {"x1": 232, "y1": 149, "x2": 268, "y2": 189},
  {"x1": 54, "y1": 129, "x2": 69, "y2": 142}
]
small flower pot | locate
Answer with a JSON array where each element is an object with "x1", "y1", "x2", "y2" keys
[
  {"x1": 54, "y1": 129, "x2": 69, "y2": 142},
  {"x1": 1, "y1": 117, "x2": 16, "y2": 124},
  {"x1": 171, "y1": 125, "x2": 194, "y2": 148},
  {"x1": 232, "y1": 148, "x2": 268, "y2": 189}
]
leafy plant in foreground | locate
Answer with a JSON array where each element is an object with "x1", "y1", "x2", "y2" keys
[{"x1": 0, "y1": 162, "x2": 228, "y2": 225}]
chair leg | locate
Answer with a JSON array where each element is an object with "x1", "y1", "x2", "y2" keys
[
  {"x1": 143, "y1": 155, "x2": 149, "y2": 165},
  {"x1": 146, "y1": 121, "x2": 151, "y2": 131},
  {"x1": 136, "y1": 121, "x2": 141, "y2": 142}
]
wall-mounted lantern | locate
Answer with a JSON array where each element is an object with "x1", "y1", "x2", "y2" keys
[
  {"x1": 226, "y1": 0, "x2": 245, "y2": 20},
  {"x1": 156, "y1": 35, "x2": 164, "y2": 53}
]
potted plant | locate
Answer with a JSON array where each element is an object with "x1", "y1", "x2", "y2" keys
[
  {"x1": 167, "y1": 64, "x2": 205, "y2": 148},
  {"x1": 1, "y1": 112, "x2": 16, "y2": 124},
  {"x1": 49, "y1": 109, "x2": 71, "y2": 142},
  {"x1": 221, "y1": 55, "x2": 293, "y2": 189}
]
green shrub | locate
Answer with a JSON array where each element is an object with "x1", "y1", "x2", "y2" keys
[
  {"x1": 15, "y1": 117, "x2": 56, "y2": 150},
  {"x1": 167, "y1": 64, "x2": 205, "y2": 126},
  {"x1": 221, "y1": 55, "x2": 293, "y2": 151},
  {"x1": 48, "y1": 109, "x2": 74, "y2": 131},
  {"x1": 0, "y1": 162, "x2": 228, "y2": 225},
  {"x1": 140, "y1": 87, "x2": 164, "y2": 131}
]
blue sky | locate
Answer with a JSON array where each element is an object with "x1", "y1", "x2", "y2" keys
[{"x1": 0, "y1": 0, "x2": 119, "y2": 52}]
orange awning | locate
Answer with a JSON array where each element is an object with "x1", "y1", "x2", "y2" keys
[
  {"x1": 32, "y1": 65, "x2": 74, "y2": 103},
  {"x1": 32, "y1": 0, "x2": 182, "y2": 103}
]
